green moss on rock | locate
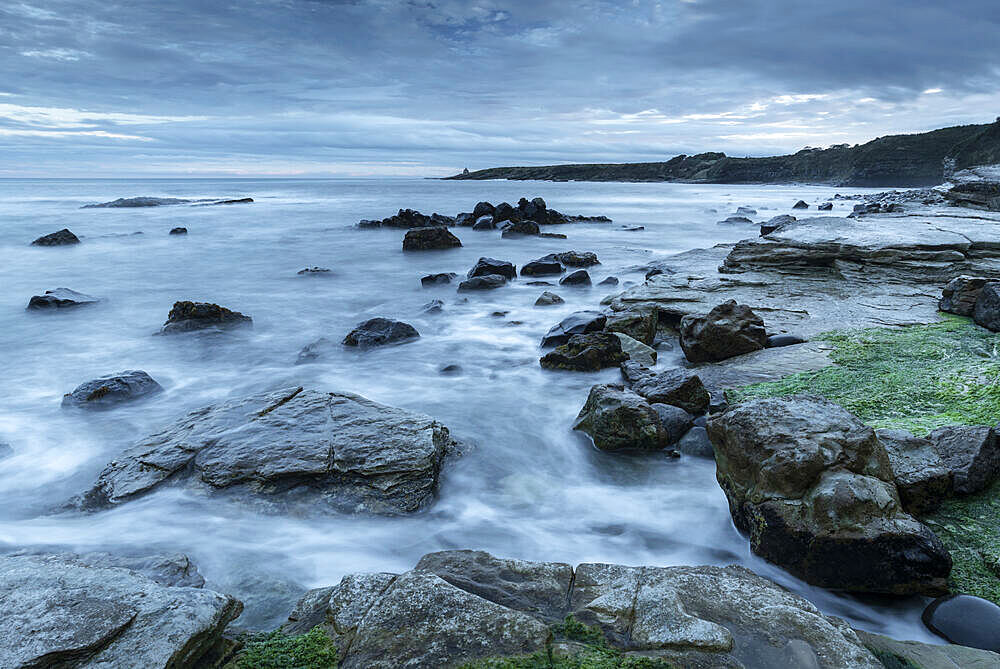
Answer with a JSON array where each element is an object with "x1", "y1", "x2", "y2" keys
[{"x1": 234, "y1": 628, "x2": 338, "y2": 669}]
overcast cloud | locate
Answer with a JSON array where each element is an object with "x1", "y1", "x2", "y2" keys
[{"x1": 1, "y1": 0, "x2": 998, "y2": 176}]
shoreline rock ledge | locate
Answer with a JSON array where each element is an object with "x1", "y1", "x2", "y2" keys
[{"x1": 75, "y1": 386, "x2": 461, "y2": 515}]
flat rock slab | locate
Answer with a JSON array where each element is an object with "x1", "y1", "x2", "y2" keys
[
  {"x1": 0, "y1": 553, "x2": 240, "y2": 669},
  {"x1": 78, "y1": 386, "x2": 459, "y2": 515}
]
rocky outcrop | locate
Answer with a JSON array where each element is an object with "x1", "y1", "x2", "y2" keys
[
  {"x1": 468, "y1": 257, "x2": 516, "y2": 280},
  {"x1": 77, "y1": 387, "x2": 460, "y2": 515},
  {"x1": 26, "y1": 287, "x2": 100, "y2": 309},
  {"x1": 31, "y1": 228, "x2": 79, "y2": 246},
  {"x1": 159, "y1": 301, "x2": 252, "y2": 334},
  {"x1": 83, "y1": 196, "x2": 193, "y2": 208},
  {"x1": 281, "y1": 549, "x2": 889, "y2": 668},
  {"x1": 541, "y1": 311, "x2": 607, "y2": 347},
  {"x1": 945, "y1": 181, "x2": 1000, "y2": 211},
  {"x1": 973, "y1": 282, "x2": 1000, "y2": 331},
  {"x1": 707, "y1": 396, "x2": 952, "y2": 595},
  {"x1": 621, "y1": 362, "x2": 710, "y2": 415},
  {"x1": 362, "y1": 208, "x2": 437, "y2": 229},
  {"x1": 402, "y1": 226, "x2": 462, "y2": 250},
  {"x1": 62, "y1": 370, "x2": 163, "y2": 410},
  {"x1": 343, "y1": 317, "x2": 419, "y2": 348},
  {"x1": 679, "y1": 300, "x2": 767, "y2": 363},
  {"x1": 928, "y1": 424, "x2": 1000, "y2": 495},
  {"x1": 573, "y1": 384, "x2": 668, "y2": 452},
  {"x1": 877, "y1": 428, "x2": 953, "y2": 514},
  {"x1": 939, "y1": 275, "x2": 989, "y2": 316},
  {"x1": 539, "y1": 333, "x2": 626, "y2": 372},
  {"x1": 0, "y1": 553, "x2": 241, "y2": 669}
]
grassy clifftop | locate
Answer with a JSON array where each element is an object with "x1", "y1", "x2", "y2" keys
[{"x1": 448, "y1": 119, "x2": 1000, "y2": 187}]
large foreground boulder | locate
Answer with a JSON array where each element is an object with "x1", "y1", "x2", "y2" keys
[
  {"x1": 343, "y1": 317, "x2": 419, "y2": 348},
  {"x1": 402, "y1": 226, "x2": 462, "y2": 250},
  {"x1": 707, "y1": 396, "x2": 952, "y2": 595},
  {"x1": 77, "y1": 386, "x2": 460, "y2": 515},
  {"x1": 62, "y1": 370, "x2": 163, "y2": 409},
  {"x1": 0, "y1": 553, "x2": 241, "y2": 669},
  {"x1": 680, "y1": 300, "x2": 767, "y2": 363},
  {"x1": 572, "y1": 384, "x2": 668, "y2": 451},
  {"x1": 26, "y1": 287, "x2": 100, "y2": 310},
  {"x1": 280, "y1": 549, "x2": 887, "y2": 668},
  {"x1": 159, "y1": 301, "x2": 252, "y2": 334},
  {"x1": 31, "y1": 228, "x2": 79, "y2": 246}
]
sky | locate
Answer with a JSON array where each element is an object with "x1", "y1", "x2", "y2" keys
[{"x1": 1, "y1": 0, "x2": 999, "y2": 177}]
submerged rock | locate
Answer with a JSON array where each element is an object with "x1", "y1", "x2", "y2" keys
[
  {"x1": 297, "y1": 266, "x2": 331, "y2": 276},
  {"x1": 0, "y1": 553, "x2": 241, "y2": 669},
  {"x1": 402, "y1": 226, "x2": 462, "y2": 250},
  {"x1": 573, "y1": 384, "x2": 668, "y2": 451},
  {"x1": 343, "y1": 317, "x2": 419, "y2": 348},
  {"x1": 541, "y1": 311, "x2": 607, "y2": 347},
  {"x1": 534, "y1": 291, "x2": 563, "y2": 306},
  {"x1": 940, "y1": 275, "x2": 989, "y2": 316},
  {"x1": 31, "y1": 228, "x2": 79, "y2": 246},
  {"x1": 421, "y1": 272, "x2": 457, "y2": 286},
  {"x1": 679, "y1": 300, "x2": 767, "y2": 363},
  {"x1": 468, "y1": 257, "x2": 516, "y2": 280},
  {"x1": 26, "y1": 287, "x2": 100, "y2": 310},
  {"x1": 296, "y1": 337, "x2": 336, "y2": 364},
  {"x1": 62, "y1": 370, "x2": 163, "y2": 410},
  {"x1": 159, "y1": 301, "x2": 252, "y2": 334},
  {"x1": 539, "y1": 333, "x2": 626, "y2": 372},
  {"x1": 707, "y1": 396, "x2": 952, "y2": 595},
  {"x1": 77, "y1": 386, "x2": 459, "y2": 514}
]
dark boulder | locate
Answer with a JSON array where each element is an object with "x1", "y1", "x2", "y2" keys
[
  {"x1": 940, "y1": 276, "x2": 989, "y2": 316},
  {"x1": 62, "y1": 371, "x2": 163, "y2": 410},
  {"x1": 297, "y1": 266, "x2": 331, "y2": 276},
  {"x1": 604, "y1": 307, "x2": 657, "y2": 345},
  {"x1": 540, "y1": 311, "x2": 607, "y2": 347},
  {"x1": 559, "y1": 270, "x2": 591, "y2": 286},
  {"x1": 521, "y1": 256, "x2": 564, "y2": 276},
  {"x1": 972, "y1": 282, "x2": 1000, "y2": 330},
  {"x1": 31, "y1": 228, "x2": 79, "y2": 246},
  {"x1": 500, "y1": 220, "x2": 540, "y2": 238},
  {"x1": 573, "y1": 384, "x2": 668, "y2": 451},
  {"x1": 539, "y1": 333, "x2": 626, "y2": 372},
  {"x1": 534, "y1": 291, "x2": 563, "y2": 306},
  {"x1": 473, "y1": 201, "x2": 495, "y2": 218},
  {"x1": 169, "y1": 227, "x2": 188, "y2": 235},
  {"x1": 877, "y1": 429, "x2": 953, "y2": 514},
  {"x1": 27, "y1": 288, "x2": 100, "y2": 310},
  {"x1": 458, "y1": 275, "x2": 507, "y2": 291},
  {"x1": 555, "y1": 251, "x2": 599, "y2": 267},
  {"x1": 818, "y1": 202, "x2": 833, "y2": 211},
  {"x1": 651, "y1": 403, "x2": 694, "y2": 445},
  {"x1": 468, "y1": 257, "x2": 516, "y2": 280},
  {"x1": 421, "y1": 272, "x2": 457, "y2": 286},
  {"x1": 343, "y1": 318, "x2": 419, "y2": 348},
  {"x1": 431, "y1": 213, "x2": 456, "y2": 226},
  {"x1": 718, "y1": 216, "x2": 754, "y2": 225},
  {"x1": 598, "y1": 277, "x2": 619, "y2": 286},
  {"x1": 493, "y1": 202, "x2": 518, "y2": 223},
  {"x1": 621, "y1": 362, "x2": 710, "y2": 415},
  {"x1": 677, "y1": 426, "x2": 715, "y2": 458},
  {"x1": 374, "y1": 208, "x2": 437, "y2": 229},
  {"x1": 403, "y1": 227, "x2": 462, "y2": 250},
  {"x1": 707, "y1": 396, "x2": 952, "y2": 595},
  {"x1": 928, "y1": 425, "x2": 1000, "y2": 495},
  {"x1": 160, "y1": 301, "x2": 251, "y2": 334},
  {"x1": 455, "y1": 212, "x2": 474, "y2": 227},
  {"x1": 792, "y1": 200, "x2": 809, "y2": 209},
  {"x1": 679, "y1": 300, "x2": 767, "y2": 363},
  {"x1": 922, "y1": 594, "x2": 1000, "y2": 652},
  {"x1": 472, "y1": 216, "x2": 495, "y2": 230},
  {"x1": 766, "y1": 333, "x2": 807, "y2": 348},
  {"x1": 760, "y1": 214, "x2": 796, "y2": 236}
]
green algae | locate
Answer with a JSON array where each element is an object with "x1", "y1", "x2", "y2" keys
[{"x1": 234, "y1": 628, "x2": 338, "y2": 669}]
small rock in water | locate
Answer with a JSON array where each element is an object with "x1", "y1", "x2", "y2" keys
[
  {"x1": 818, "y1": 202, "x2": 833, "y2": 211},
  {"x1": 468, "y1": 257, "x2": 516, "y2": 280},
  {"x1": 421, "y1": 272, "x2": 457, "y2": 286},
  {"x1": 718, "y1": 216, "x2": 754, "y2": 225},
  {"x1": 623, "y1": 226, "x2": 644, "y2": 231},
  {"x1": 458, "y1": 275, "x2": 507, "y2": 291},
  {"x1": 31, "y1": 228, "x2": 80, "y2": 246},
  {"x1": 598, "y1": 276, "x2": 619, "y2": 286},
  {"x1": 534, "y1": 291, "x2": 563, "y2": 307},
  {"x1": 792, "y1": 200, "x2": 810, "y2": 209},
  {"x1": 343, "y1": 318, "x2": 419, "y2": 348},
  {"x1": 297, "y1": 266, "x2": 331, "y2": 275},
  {"x1": 736, "y1": 206, "x2": 757, "y2": 216},
  {"x1": 521, "y1": 257, "x2": 564, "y2": 276},
  {"x1": 472, "y1": 215, "x2": 495, "y2": 230},
  {"x1": 538, "y1": 232, "x2": 567, "y2": 239},
  {"x1": 422, "y1": 299, "x2": 445, "y2": 314},
  {"x1": 559, "y1": 270, "x2": 591, "y2": 286},
  {"x1": 62, "y1": 370, "x2": 163, "y2": 409},
  {"x1": 159, "y1": 301, "x2": 252, "y2": 334},
  {"x1": 403, "y1": 227, "x2": 462, "y2": 250},
  {"x1": 765, "y1": 333, "x2": 807, "y2": 348},
  {"x1": 473, "y1": 201, "x2": 494, "y2": 218},
  {"x1": 169, "y1": 227, "x2": 188, "y2": 235},
  {"x1": 27, "y1": 288, "x2": 100, "y2": 310},
  {"x1": 525, "y1": 280, "x2": 552, "y2": 286},
  {"x1": 439, "y1": 364, "x2": 462, "y2": 375},
  {"x1": 541, "y1": 311, "x2": 607, "y2": 347},
  {"x1": 490, "y1": 311, "x2": 509, "y2": 318},
  {"x1": 922, "y1": 594, "x2": 1000, "y2": 652},
  {"x1": 555, "y1": 251, "x2": 599, "y2": 267}
]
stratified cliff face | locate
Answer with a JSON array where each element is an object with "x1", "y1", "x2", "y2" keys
[{"x1": 448, "y1": 119, "x2": 1000, "y2": 187}]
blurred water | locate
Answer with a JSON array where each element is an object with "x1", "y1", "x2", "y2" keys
[{"x1": 0, "y1": 177, "x2": 936, "y2": 640}]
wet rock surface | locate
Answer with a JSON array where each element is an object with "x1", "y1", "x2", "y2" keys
[
  {"x1": 877, "y1": 428, "x2": 953, "y2": 514},
  {"x1": 541, "y1": 310, "x2": 607, "y2": 347},
  {"x1": 402, "y1": 226, "x2": 462, "y2": 250},
  {"x1": 458, "y1": 274, "x2": 507, "y2": 291},
  {"x1": 78, "y1": 386, "x2": 460, "y2": 515},
  {"x1": 31, "y1": 228, "x2": 80, "y2": 246},
  {"x1": 534, "y1": 290, "x2": 563, "y2": 306},
  {"x1": 160, "y1": 301, "x2": 252, "y2": 334},
  {"x1": 679, "y1": 300, "x2": 767, "y2": 363},
  {"x1": 27, "y1": 287, "x2": 100, "y2": 309},
  {"x1": 573, "y1": 384, "x2": 668, "y2": 452},
  {"x1": 622, "y1": 362, "x2": 710, "y2": 414},
  {"x1": 62, "y1": 370, "x2": 163, "y2": 410},
  {"x1": 421, "y1": 272, "x2": 457, "y2": 286},
  {"x1": 927, "y1": 424, "x2": 1000, "y2": 495},
  {"x1": 468, "y1": 257, "x2": 516, "y2": 280},
  {"x1": 343, "y1": 317, "x2": 419, "y2": 348},
  {"x1": 973, "y1": 282, "x2": 1000, "y2": 331},
  {"x1": 540, "y1": 332, "x2": 627, "y2": 372},
  {"x1": 922, "y1": 594, "x2": 1000, "y2": 652},
  {"x1": 169, "y1": 226, "x2": 188, "y2": 235},
  {"x1": 521, "y1": 256, "x2": 564, "y2": 276},
  {"x1": 939, "y1": 275, "x2": 989, "y2": 316},
  {"x1": 559, "y1": 269, "x2": 591, "y2": 285}
]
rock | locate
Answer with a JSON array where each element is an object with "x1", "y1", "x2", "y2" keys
[
  {"x1": 760, "y1": 214, "x2": 797, "y2": 235},
  {"x1": 766, "y1": 333, "x2": 807, "y2": 348},
  {"x1": 159, "y1": 301, "x2": 251, "y2": 334},
  {"x1": 0, "y1": 442, "x2": 11, "y2": 460},
  {"x1": 679, "y1": 300, "x2": 767, "y2": 363},
  {"x1": 297, "y1": 266, "x2": 331, "y2": 276},
  {"x1": 31, "y1": 228, "x2": 79, "y2": 246},
  {"x1": 555, "y1": 251, "x2": 599, "y2": 267},
  {"x1": 940, "y1": 275, "x2": 989, "y2": 316},
  {"x1": 718, "y1": 215, "x2": 754, "y2": 224},
  {"x1": 62, "y1": 370, "x2": 163, "y2": 410},
  {"x1": 78, "y1": 387, "x2": 459, "y2": 514},
  {"x1": 521, "y1": 256, "x2": 564, "y2": 276},
  {"x1": 922, "y1": 594, "x2": 1000, "y2": 652},
  {"x1": 403, "y1": 226, "x2": 462, "y2": 250},
  {"x1": 573, "y1": 384, "x2": 667, "y2": 451},
  {"x1": 559, "y1": 270, "x2": 591, "y2": 286},
  {"x1": 604, "y1": 307, "x2": 657, "y2": 345},
  {"x1": 473, "y1": 201, "x2": 495, "y2": 218},
  {"x1": 541, "y1": 311, "x2": 607, "y2": 347},
  {"x1": 422, "y1": 299, "x2": 445, "y2": 314},
  {"x1": 472, "y1": 215, "x2": 495, "y2": 230},
  {"x1": 169, "y1": 227, "x2": 188, "y2": 235},
  {"x1": 538, "y1": 232, "x2": 567, "y2": 239},
  {"x1": 857, "y1": 629, "x2": 1000, "y2": 669},
  {"x1": 26, "y1": 287, "x2": 100, "y2": 310},
  {"x1": 676, "y1": 426, "x2": 714, "y2": 458},
  {"x1": 421, "y1": 272, "x2": 457, "y2": 286},
  {"x1": 468, "y1": 257, "x2": 516, "y2": 280},
  {"x1": 431, "y1": 213, "x2": 456, "y2": 226},
  {"x1": 526, "y1": 280, "x2": 552, "y2": 286},
  {"x1": 598, "y1": 276, "x2": 619, "y2": 286},
  {"x1": 622, "y1": 363, "x2": 710, "y2": 414},
  {"x1": 623, "y1": 226, "x2": 644, "y2": 231},
  {"x1": 736, "y1": 206, "x2": 757, "y2": 216},
  {"x1": 500, "y1": 220, "x2": 540, "y2": 237},
  {"x1": 439, "y1": 364, "x2": 461, "y2": 375},
  {"x1": 928, "y1": 425, "x2": 1000, "y2": 494},
  {"x1": 366, "y1": 208, "x2": 437, "y2": 229},
  {"x1": 877, "y1": 429, "x2": 953, "y2": 514},
  {"x1": 343, "y1": 317, "x2": 419, "y2": 348},
  {"x1": 707, "y1": 396, "x2": 952, "y2": 595},
  {"x1": 973, "y1": 282, "x2": 1000, "y2": 331},
  {"x1": 493, "y1": 202, "x2": 518, "y2": 222},
  {"x1": 296, "y1": 337, "x2": 335, "y2": 364},
  {"x1": 458, "y1": 274, "x2": 507, "y2": 291},
  {"x1": 84, "y1": 196, "x2": 194, "y2": 208},
  {"x1": 540, "y1": 333, "x2": 627, "y2": 372},
  {"x1": 651, "y1": 403, "x2": 693, "y2": 445},
  {"x1": 455, "y1": 212, "x2": 474, "y2": 226},
  {"x1": 534, "y1": 291, "x2": 563, "y2": 306},
  {"x1": 945, "y1": 182, "x2": 1000, "y2": 211},
  {"x1": 0, "y1": 553, "x2": 241, "y2": 669},
  {"x1": 818, "y1": 202, "x2": 833, "y2": 211},
  {"x1": 612, "y1": 332, "x2": 656, "y2": 367},
  {"x1": 793, "y1": 200, "x2": 810, "y2": 209}
]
